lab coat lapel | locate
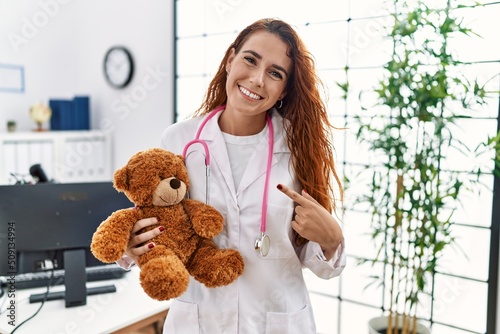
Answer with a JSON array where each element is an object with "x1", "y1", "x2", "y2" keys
[
  {"x1": 237, "y1": 110, "x2": 288, "y2": 195},
  {"x1": 202, "y1": 113, "x2": 237, "y2": 200}
]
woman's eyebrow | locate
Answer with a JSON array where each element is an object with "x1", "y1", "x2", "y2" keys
[{"x1": 242, "y1": 49, "x2": 289, "y2": 77}]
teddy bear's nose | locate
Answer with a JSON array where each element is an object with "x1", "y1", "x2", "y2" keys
[{"x1": 170, "y1": 178, "x2": 181, "y2": 190}]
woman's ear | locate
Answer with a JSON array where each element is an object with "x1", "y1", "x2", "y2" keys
[{"x1": 226, "y1": 48, "x2": 236, "y2": 73}]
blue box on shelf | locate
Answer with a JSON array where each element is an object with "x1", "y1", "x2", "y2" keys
[
  {"x1": 73, "y1": 96, "x2": 90, "y2": 130},
  {"x1": 49, "y1": 96, "x2": 90, "y2": 130},
  {"x1": 49, "y1": 99, "x2": 73, "y2": 130}
]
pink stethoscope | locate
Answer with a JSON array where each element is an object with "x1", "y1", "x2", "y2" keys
[{"x1": 182, "y1": 105, "x2": 274, "y2": 257}]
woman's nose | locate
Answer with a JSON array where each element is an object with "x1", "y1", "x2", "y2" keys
[{"x1": 250, "y1": 69, "x2": 264, "y2": 87}]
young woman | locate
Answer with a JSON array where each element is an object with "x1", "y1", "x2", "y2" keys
[{"x1": 121, "y1": 18, "x2": 345, "y2": 333}]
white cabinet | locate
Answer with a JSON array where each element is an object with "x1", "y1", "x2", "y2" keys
[{"x1": 0, "y1": 131, "x2": 112, "y2": 184}]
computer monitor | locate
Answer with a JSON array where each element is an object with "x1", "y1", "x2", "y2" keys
[{"x1": 0, "y1": 182, "x2": 133, "y2": 306}]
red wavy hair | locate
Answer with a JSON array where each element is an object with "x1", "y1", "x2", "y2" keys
[{"x1": 195, "y1": 18, "x2": 343, "y2": 213}]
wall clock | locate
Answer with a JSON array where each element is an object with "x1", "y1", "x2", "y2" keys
[{"x1": 103, "y1": 46, "x2": 134, "y2": 89}]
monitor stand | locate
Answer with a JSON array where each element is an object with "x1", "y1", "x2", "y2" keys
[{"x1": 29, "y1": 249, "x2": 116, "y2": 307}]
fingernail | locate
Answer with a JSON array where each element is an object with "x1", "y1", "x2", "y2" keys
[
  {"x1": 159, "y1": 226, "x2": 165, "y2": 232},
  {"x1": 303, "y1": 189, "x2": 308, "y2": 194},
  {"x1": 148, "y1": 243, "x2": 155, "y2": 249},
  {"x1": 277, "y1": 184, "x2": 283, "y2": 190}
]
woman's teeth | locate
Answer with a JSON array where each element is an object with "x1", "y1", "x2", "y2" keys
[{"x1": 239, "y1": 86, "x2": 262, "y2": 100}]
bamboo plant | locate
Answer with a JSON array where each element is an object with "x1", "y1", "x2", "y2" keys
[{"x1": 343, "y1": 0, "x2": 500, "y2": 333}]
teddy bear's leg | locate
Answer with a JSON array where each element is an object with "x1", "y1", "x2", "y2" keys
[
  {"x1": 187, "y1": 239, "x2": 244, "y2": 288},
  {"x1": 138, "y1": 245, "x2": 190, "y2": 301}
]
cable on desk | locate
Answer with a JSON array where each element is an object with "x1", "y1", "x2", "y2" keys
[
  {"x1": 10, "y1": 261, "x2": 60, "y2": 334},
  {"x1": 0, "y1": 286, "x2": 6, "y2": 313}
]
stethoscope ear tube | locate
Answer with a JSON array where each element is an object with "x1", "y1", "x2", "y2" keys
[
  {"x1": 184, "y1": 149, "x2": 211, "y2": 204},
  {"x1": 205, "y1": 165, "x2": 210, "y2": 204},
  {"x1": 182, "y1": 106, "x2": 224, "y2": 205}
]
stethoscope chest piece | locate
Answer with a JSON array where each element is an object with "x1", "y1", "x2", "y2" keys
[{"x1": 255, "y1": 233, "x2": 270, "y2": 257}]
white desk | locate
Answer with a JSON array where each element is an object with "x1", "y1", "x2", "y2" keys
[{"x1": 0, "y1": 267, "x2": 170, "y2": 334}]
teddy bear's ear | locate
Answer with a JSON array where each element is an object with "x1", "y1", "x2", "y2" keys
[
  {"x1": 113, "y1": 166, "x2": 129, "y2": 191},
  {"x1": 177, "y1": 154, "x2": 186, "y2": 165}
]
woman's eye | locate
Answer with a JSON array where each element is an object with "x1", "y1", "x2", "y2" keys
[
  {"x1": 270, "y1": 71, "x2": 283, "y2": 80},
  {"x1": 244, "y1": 56, "x2": 256, "y2": 64}
]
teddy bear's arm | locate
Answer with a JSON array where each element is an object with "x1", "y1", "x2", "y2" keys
[
  {"x1": 182, "y1": 199, "x2": 224, "y2": 239},
  {"x1": 90, "y1": 208, "x2": 140, "y2": 263}
]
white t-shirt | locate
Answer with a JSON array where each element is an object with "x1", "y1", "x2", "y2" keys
[{"x1": 222, "y1": 127, "x2": 266, "y2": 190}]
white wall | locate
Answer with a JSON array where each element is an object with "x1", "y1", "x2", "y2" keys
[{"x1": 0, "y1": 0, "x2": 174, "y2": 172}]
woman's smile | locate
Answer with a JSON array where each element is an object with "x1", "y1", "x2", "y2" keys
[{"x1": 238, "y1": 85, "x2": 263, "y2": 100}]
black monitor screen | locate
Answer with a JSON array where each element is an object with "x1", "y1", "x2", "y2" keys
[{"x1": 0, "y1": 182, "x2": 133, "y2": 277}]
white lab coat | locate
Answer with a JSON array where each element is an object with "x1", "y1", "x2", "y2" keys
[{"x1": 159, "y1": 108, "x2": 345, "y2": 334}]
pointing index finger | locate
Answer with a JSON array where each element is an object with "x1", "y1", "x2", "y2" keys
[{"x1": 277, "y1": 184, "x2": 306, "y2": 205}]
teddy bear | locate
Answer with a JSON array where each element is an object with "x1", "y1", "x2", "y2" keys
[{"x1": 90, "y1": 148, "x2": 244, "y2": 301}]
